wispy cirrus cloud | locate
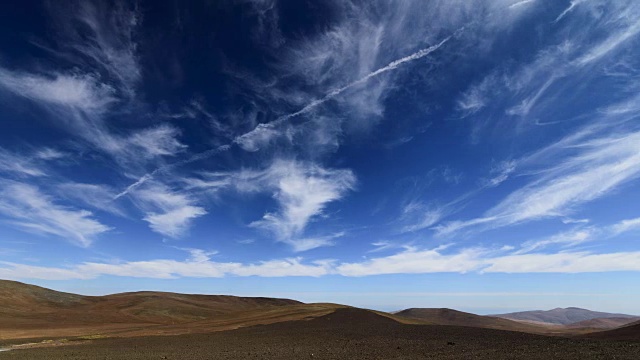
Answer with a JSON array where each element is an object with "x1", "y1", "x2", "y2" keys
[
  {"x1": 435, "y1": 127, "x2": 640, "y2": 236},
  {"x1": 610, "y1": 217, "x2": 640, "y2": 236},
  {"x1": 513, "y1": 216, "x2": 640, "y2": 255},
  {"x1": 56, "y1": 183, "x2": 126, "y2": 217},
  {"x1": 49, "y1": 0, "x2": 141, "y2": 97},
  {"x1": 0, "y1": 147, "x2": 50, "y2": 177},
  {"x1": 482, "y1": 251, "x2": 640, "y2": 273},
  {"x1": 487, "y1": 131, "x2": 640, "y2": 225},
  {"x1": 247, "y1": 160, "x2": 356, "y2": 248},
  {"x1": 0, "y1": 70, "x2": 116, "y2": 113},
  {"x1": 132, "y1": 182, "x2": 207, "y2": 239},
  {"x1": 183, "y1": 159, "x2": 355, "y2": 251},
  {"x1": 115, "y1": 0, "x2": 542, "y2": 197},
  {"x1": 0, "y1": 181, "x2": 110, "y2": 247},
  {"x1": 0, "y1": 0, "x2": 186, "y2": 169}
]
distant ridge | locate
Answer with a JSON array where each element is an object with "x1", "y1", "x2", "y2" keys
[
  {"x1": 492, "y1": 307, "x2": 638, "y2": 325},
  {"x1": 393, "y1": 308, "x2": 551, "y2": 333},
  {"x1": 583, "y1": 320, "x2": 640, "y2": 341},
  {"x1": 565, "y1": 317, "x2": 639, "y2": 330}
]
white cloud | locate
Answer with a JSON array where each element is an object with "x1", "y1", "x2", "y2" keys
[
  {"x1": 57, "y1": 183, "x2": 126, "y2": 217},
  {"x1": 508, "y1": 0, "x2": 536, "y2": 10},
  {"x1": 487, "y1": 160, "x2": 517, "y2": 187},
  {"x1": 235, "y1": 123, "x2": 281, "y2": 152},
  {"x1": 337, "y1": 246, "x2": 484, "y2": 276},
  {"x1": 115, "y1": 0, "x2": 542, "y2": 195},
  {"x1": 483, "y1": 251, "x2": 640, "y2": 273},
  {"x1": 181, "y1": 160, "x2": 354, "y2": 251},
  {"x1": 402, "y1": 209, "x2": 444, "y2": 233},
  {"x1": 433, "y1": 217, "x2": 497, "y2": 237},
  {"x1": 609, "y1": 217, "x2": 640, "y2": 236},
  {"x1": 0, "y1": 255, "x2": 332, "y2": 280},
  {"x1": 436, "y1": 129, "x2": 640, "y2": 236},
  {"x1": 125, "y1": 124, "x2": 188, "y2": 159},
  {"x1": 247, "y1": 160, "x2": 355, "y2": 250},
  {"x1": 0, "y1": 69, "x2": 116, "y2": 112},
  {"x1": 56, "y1": 0, "x2": 141, "y2": 96},
  {"x1": 562, "y1": 218, "x2": 590, "y2": 225},
  {"x1": 0, "y1": 181, "x2": 110, "y2": 247},
  {"x1": 3, "y1": 243, "x2": 640, "y2": 280},
  {"x1": 0, "y1": 262, "x2": 93, "y2": 280},
  {"x1": 133, "y1": 182, "x2": 207, "y2": 238},
  {"x1": 0, "y1": 1, "x2": 184, "y2": 171},
  {"x1": 515, "y1": 228, "x2": 595, "y2": 254},
  {"x1": 488, "y1": 131, "x2": 640, "y2": 225},
  {"x1": 284, "y1": 233, "x2": 344, "y2": 253},
  {"x1": 34, "y1": 148, "x2": 66, "y2": 161},
  {"x1": 554, "y1": 0, "x2": 585, "y2": 23},
  {"x1": 0, "y1": 148, "x2": 48, "y2": 177},
  {"x1": 573, "y1": 3, "x2": 640, "y2": 67},
  {"x1": 514, "y1": 217, "x2": 640, "y2": 254}
]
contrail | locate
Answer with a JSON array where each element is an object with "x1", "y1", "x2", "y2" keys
[
  {"x1": 114, "y1": 144, "x2": 231, "y2": 199},
  {"x1": 246, "y1": 33, "x2": 453, "y2": 130},
  {"x1": 114, "y1": 34, "x2": 455, "y2": 199}
]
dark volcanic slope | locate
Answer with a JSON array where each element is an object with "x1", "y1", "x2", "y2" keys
[
  {"x1": 5, "y1": 308, "x2": 640, "y2": 360},
  {"x1": 493, "y1": 307, "x2": 638, "y2": 325},
  {"x1": 395, "y1": 308, "x2": 550, "y2": 333}
]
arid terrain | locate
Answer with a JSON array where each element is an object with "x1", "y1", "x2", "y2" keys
[{"x1": 1, "y1": 280, "x2": 639, "y2": 359}]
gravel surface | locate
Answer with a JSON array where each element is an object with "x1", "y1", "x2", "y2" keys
[{"x1": 2, "y1": 308, "x2": 639, "y2": 360}]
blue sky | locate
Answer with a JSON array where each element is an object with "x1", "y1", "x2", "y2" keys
[{"x1": 1, "y1": 0, "x2": 640, "y2": 314}]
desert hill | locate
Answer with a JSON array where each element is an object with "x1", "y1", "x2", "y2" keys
[
  {"x1": 0, "y1": 280, "x2": 300, "y2": 324},
  {"x1": 492, "y1": 307, "x2": 638, "y2": 325},
  {"x1": 2, "y1": 280, "x2": 638, "y2": 344},
  {"x1": 565, "y1": 317, "x2": 639, "y2": 330},
  {"x1": 394, "y1": 308, "x2": 553, "y2": 333},
  {"x1": 10, "y1": 307, "x2": 638, "y2": 360},
  {"x1": 0, "y1": 280, "x2": 324, "y2": 340},
  {"x1": 583, "y1": 320, "x2": 640, "y2": 341}
]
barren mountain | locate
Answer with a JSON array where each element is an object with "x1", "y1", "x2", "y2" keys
[
  {"x1": 394, "y1": 308, "x2": 554, "y2": 333},
  {"x1": 0, "y1": 280, "x2": 323, "y2": 340},
  {"x1": 583, "y1": 320, "x2": 640, "y2": 341},
  {"x1": 493, "y1": 307, "x2": 638, "y2": 325},
  {"x1": 566, "y1": 317, "x2": 640, "y2": 330}
]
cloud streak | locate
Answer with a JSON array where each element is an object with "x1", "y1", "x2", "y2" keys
[
  {"x1": 3, "y1": 245, "x2": 640, "y2": 280},
  {"x1": 436, "y1": 127, "x2": 640, "y2": 236},
  {"x1": 0, "y1": 181, "x2": 110, "y2": 247}
]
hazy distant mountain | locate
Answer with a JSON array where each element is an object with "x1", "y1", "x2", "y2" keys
[{"x1": 493, "y1": 307, "x2": 638, "y2": 325}]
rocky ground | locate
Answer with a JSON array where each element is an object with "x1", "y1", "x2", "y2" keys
[{"x1": 1, "y1": 309, "x2": 639, "y2": 360}]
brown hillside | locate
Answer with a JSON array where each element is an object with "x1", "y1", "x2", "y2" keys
[
  {"x1": 583, "y1": 321, "x2": 640, "y2": 341},
  {"x1": 0, "y1": 280, "x2": 307, "y2": 340},
  {"x1": 566, "y1": 317, "x2": 640, "y2": 330},
  {"x1": 394, "y1": 308, "x2": 555, "y2": 334},
  {"x1": 4, "y1": 306, "x2": 640, "y2": 359}
]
